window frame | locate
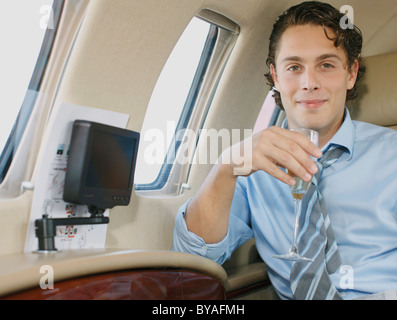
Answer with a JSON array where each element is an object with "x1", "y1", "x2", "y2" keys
[
  {"x1": 0, "y1": 0, "x2": 90, "y2": 199},
  {"x1": 0, "y1": 0, "x2": 64, "y2": 184},
  {"x1": 135, "y1": 10, "x2": 239, "y2": 197},
  {"x1": 135, "y1": 24, "x2": 218, "y2": 192}
]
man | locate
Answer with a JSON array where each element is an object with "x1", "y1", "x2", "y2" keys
[{"x1": 173, "y1": 1, "x2": 397, "y2": 300}]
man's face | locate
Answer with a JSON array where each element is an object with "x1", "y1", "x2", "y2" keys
[{"x1": 271, "y1": 24, "x2": 358, "y2": 146}]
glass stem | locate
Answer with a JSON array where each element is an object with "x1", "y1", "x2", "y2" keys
[{"x1": 291, "y1": 198, "x2": 302, "y2": 253}]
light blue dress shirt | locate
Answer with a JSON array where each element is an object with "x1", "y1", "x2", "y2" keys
[{"x1": 172, "y1": 109, "x2": 397, "y2": 300}]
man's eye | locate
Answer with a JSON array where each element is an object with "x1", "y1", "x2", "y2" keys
[
  {"x1": 287, "y1": 65, "x2": 301, "y2": 72},
  {"x1": 321, "y1": 63, "x2": 334, "y2": 69}
]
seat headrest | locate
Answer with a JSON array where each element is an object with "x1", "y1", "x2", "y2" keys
[{"x1": 350, "y1": 51, "x2": 397, "y2": 129}]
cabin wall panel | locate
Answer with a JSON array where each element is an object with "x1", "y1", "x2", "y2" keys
[
  {"x1": 0, "y1": 193, "x2": 32, "y2": 255},
  {"x1": 54, "y1": 0, "x2": 205, "y2": 131}
]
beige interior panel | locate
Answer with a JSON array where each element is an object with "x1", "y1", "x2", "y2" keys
[{"x1": 350, "y1": 52, "x2": 397, "y2": 127}]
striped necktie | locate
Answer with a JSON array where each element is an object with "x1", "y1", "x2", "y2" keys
[{"x1": 290, "y1": 147, "x2": 345, "y2": 300}]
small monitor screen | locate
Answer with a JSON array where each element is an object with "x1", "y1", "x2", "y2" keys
[
  {"x1": 63, "y1": 120, "x2": 140, "y2": 211},
  {"x1": 86, "y1": 131, "x2": 136, "y2": 190}
]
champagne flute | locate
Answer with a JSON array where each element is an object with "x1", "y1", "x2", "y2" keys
[{"x1": 273, "y1": 128, "x2": 318, "y2": 262}]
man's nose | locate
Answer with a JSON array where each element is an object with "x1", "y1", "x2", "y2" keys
[{"x1": 301, "y1": 68, "x2": 320, "y2": 91}]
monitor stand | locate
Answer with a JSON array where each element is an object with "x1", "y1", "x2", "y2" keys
[{"x1": 34, "y1": 206, "x2": 109, "y2": 253}]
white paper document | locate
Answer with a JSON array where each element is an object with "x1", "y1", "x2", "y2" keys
[{"x1": 24, "y1": 103, "x2": 130, "y2": 253}]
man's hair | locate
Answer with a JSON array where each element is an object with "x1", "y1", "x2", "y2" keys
[{"x1": 264, "y1": 1, "x2": 366, "y2": 110}]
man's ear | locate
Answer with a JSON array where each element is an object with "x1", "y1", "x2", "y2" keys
[
  {"x1": 347, "y1": 59, "x2": 359, "y2": 90},
  {"x1": 270, "y1": 64, "x2": 279, "y2": 91}
]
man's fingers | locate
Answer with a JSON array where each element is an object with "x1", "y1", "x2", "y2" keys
[
  {"x1": 256, "y1": 156, "x2": 297, "y2": 186},
  {"x1": 255, "y1": 127, "x2": 322, "y2": 184},
  {"x1": 275, "y1": 127, "x2": 322, "y2": 158}
]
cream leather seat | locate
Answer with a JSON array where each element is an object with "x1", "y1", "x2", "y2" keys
[{"x1": 351, "y1": 51, "x2": 397, "y2": 130}]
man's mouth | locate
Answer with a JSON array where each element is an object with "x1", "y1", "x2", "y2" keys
[{"x1": 296, "y1": 99, "x2": 327, "y2": 109}]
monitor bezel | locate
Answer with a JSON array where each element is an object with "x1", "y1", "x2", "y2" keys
[{"x1": 63, "y1": 120, "x2": 140, "y2": 211}]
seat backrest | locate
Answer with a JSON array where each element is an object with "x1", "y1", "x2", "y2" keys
[
  {"x1": 351, "y1": 51, "x2": 397, "y2": 130},
  {"x1": 253, "y1": 91, "x2": 277, "y2": 134}
]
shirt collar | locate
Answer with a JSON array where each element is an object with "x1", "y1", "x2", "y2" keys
[
  {"x1": 281, "y1": 107, "x2": 355, "y2": 160},
  {"x1": 322, "y1": 108, "x2": 354, "y2": 160}
]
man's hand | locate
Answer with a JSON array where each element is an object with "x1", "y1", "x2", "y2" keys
[{"x1": 222, "y1": 126, "x2": 322, "y2": 185}]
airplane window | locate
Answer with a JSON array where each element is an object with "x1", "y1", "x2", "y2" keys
[
  {"x1": 0, "y1": 0, "x2": 63, "y2": 183},
  {"x1": 135, "y1": 12, "x2": 239, "y2": 197},
  {"x1": 135, "y1": 18, "x2": 210, "y2": 186}
]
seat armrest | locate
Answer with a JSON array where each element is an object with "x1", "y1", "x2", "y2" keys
[{"x1": 226, "y1": 262, "x2": 269, "y2": 292}]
